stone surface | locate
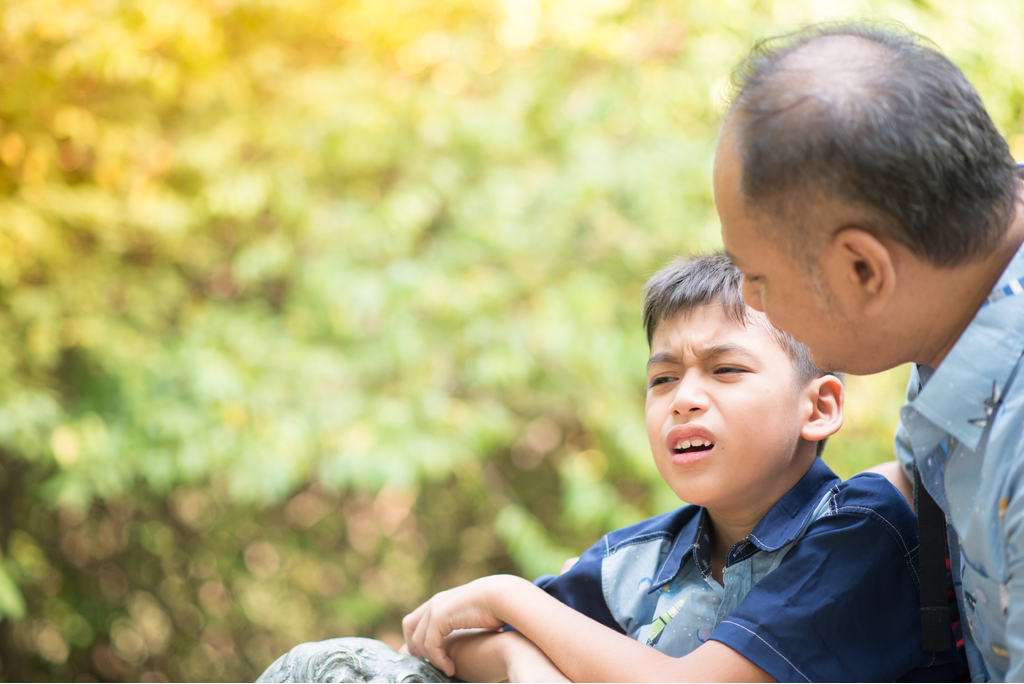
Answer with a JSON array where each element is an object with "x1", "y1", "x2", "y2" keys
[{"x1": 256, "y1": 637, "x2": 457, "y2": 683}]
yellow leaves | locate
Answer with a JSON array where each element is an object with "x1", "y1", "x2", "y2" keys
[
  {"x1": 51, "y1": 426, "x2": 80, "y2": 467},
  {"x1": 332, "y1": 7, "x2": 378, "y2": 44},
  {"x1": 126, "y1": 187, "x2": 195, "y2": 235},
  {"x1": 52, "y1": 106, "x2": 98, "y2": 145},
  {"x1": 48, "y1": 416, "x2": 111, "y2": 470},
  {"x1": 499, "y1": 0, "x2": 543, "y2": 50},
  {"x1": 203, "y1": 172, "x2": 269, "y2": 220},
  {"x1": 218, "y1": 403, "x2": 249, "y2": 431},
  {"x1": 0, "y1": 132, "x2": 26, "y2": 167},
  {"x1": 572, "y1": 448, "x2": 608, "y2": 482},
  {"x1": 396, "y1": 32, "x2": 453, "y2": 75},
  {"x1": 1012, "y1": 134, "x2": 1024, "y2": 162}
]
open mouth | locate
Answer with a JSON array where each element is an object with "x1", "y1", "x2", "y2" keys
[{"x1": 671, "y1": 439, "x2": 714, "y2": 455}]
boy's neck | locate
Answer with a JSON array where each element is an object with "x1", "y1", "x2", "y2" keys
[
  {"x1": 704, "y1": 450, "x2": 817, "y2": 585},
  {"x1": 706, "y1": 509, "x2": 764, "y2": 586}
]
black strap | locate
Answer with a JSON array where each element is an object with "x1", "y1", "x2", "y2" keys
[{"x1": 914, "y1": 463, "x2": 951, "y2": 651}]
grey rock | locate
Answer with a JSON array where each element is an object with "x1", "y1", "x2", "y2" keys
[{"x1": 256, "y1": 637, "x2": 457, "y2": 683}]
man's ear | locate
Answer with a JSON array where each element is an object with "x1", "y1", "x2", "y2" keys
[
  {"x1": 801, "y1": 374, "x2": 844, "y2": 443},
  {"x1": 823, "y1": 228, "x2": 897, "y2": 317}
]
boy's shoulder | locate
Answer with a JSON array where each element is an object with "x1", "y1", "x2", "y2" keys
[
  {"x1": 601, "y1": 503, "x2": 702, "y2": 555},
  {"x1": 596, "y1": 460, "x2": 915, "y2": 559},
  {"x1": 819, "y1": 471, "x2": 920, "y2": 559},
  {"x1": 829, "y1": 471, "x2": 917, "y2": 524}
]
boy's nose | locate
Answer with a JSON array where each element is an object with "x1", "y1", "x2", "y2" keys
[{"x1": 669, "y1": 375, "x2": 710, "y2": 414}]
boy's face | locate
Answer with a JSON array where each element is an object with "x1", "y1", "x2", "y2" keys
[{"x1": 645, "y1": 304, "x2": 815, "y2": 518}]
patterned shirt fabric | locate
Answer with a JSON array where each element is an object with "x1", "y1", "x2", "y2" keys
[
  {"x1": 895, "y1": 240, "x2": 1024, "y2": 682},
  {"x1": 535, "y1": 457, "x2": 960, "y2": 682}
]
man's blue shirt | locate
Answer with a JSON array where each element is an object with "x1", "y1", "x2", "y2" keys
[
  {"x1": 895, "y1": 240, "x2": 1024, "y2": 682},
  {"x1": 535, "y1": 457, "x2": 959, "y2": 682}
]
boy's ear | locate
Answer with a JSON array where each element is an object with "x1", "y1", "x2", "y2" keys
[{"x1": 800, "y1": 374, "x2": 844, "y2": 443}]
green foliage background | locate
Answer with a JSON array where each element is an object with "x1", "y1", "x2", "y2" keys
[{"x1": 0, "y1": 0, "x2": 1021, "y2": 680}]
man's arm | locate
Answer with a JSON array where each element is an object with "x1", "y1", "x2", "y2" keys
[
  {"x1": 403, "y1": 574, "x2": 773, "y2": 683},
  {"x1": 862, "y1": 460, "x2": 913, "y2": 504}
]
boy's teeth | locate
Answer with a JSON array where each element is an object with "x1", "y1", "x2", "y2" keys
[{"x1": 674, "y1": 438, "x2": 713, "y2": 451}]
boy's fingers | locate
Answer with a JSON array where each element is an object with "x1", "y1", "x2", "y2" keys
[
  {"x1": 410, "y1": 603, "x2": 436, "y2": 660},
  {"x1": 403, "y1": 604, "x2": 430, "y2": 659},
  {"x1": 422, "y1": 620, "x2": 453, "y2": 677}
]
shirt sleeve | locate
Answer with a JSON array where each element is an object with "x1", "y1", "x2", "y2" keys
[
  {"x1": 709, "y1": 477, "x2": 959, "y2": 683},
  {"x1": 1000, "y1": 458, "x2": 1024, "y2": 680},
  {"x1": 533, "y1": 535, "x2": 624, "y2": 634}
]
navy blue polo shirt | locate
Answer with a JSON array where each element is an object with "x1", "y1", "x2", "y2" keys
[{"x1": 534, "y1": 457, "x2": 961, "y2": 682}]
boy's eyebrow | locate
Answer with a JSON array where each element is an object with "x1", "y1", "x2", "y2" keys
[
  {"x1": 647, "y1": 351, "x2": 679, "y2": 368},
  {"x1": 647, "y1": 343, "x2": 759, "y2": 369}
]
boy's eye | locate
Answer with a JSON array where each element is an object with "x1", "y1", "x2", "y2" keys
[{"x1": 648, "y1": 376, "x2": 676, "y2": 388}]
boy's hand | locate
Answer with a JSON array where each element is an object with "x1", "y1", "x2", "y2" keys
[{"x1": 402, "y1": 575, "x2": 523, "y2": 677}]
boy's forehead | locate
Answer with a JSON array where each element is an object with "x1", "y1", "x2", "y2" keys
[{"x1": 649, "y1": 303, "x2": 787, "y2": 360}]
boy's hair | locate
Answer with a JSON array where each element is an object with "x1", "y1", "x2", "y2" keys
[{"x1": 642, "y1": 252, "x2": 834, "y2": 455}]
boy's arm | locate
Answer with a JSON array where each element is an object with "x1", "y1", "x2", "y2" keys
[
  {"x1": 403, "y1": 574, "x2": 773, "y2": 683},
  {"x1": 439, "y1": 629, "x2": 569, "y2": 683}
]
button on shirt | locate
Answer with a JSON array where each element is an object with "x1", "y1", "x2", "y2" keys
[
  {"x1": 535, "y1": 457, "x2": 959, "y2": 682},
  {"x1": 895, "y1": 241, "x2": 1024, "y2": 682}
]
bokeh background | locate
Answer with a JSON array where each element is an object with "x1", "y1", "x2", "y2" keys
[{"x1": 1, "y1": 0, "x2": 1022, "y2": 680}]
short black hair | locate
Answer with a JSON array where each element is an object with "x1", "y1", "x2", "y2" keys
[
  {"x1": 642, "y1": 253, "x2": 833, "y2": 455},
  {"x1": 725, "y1": 21, "x2": 1019, "y2": 267}
]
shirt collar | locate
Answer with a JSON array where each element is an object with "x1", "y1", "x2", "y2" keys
[
  {"x1": 647, "y1": 457, "x2": 839, "y2": 593},
  {"x1": 911, "y1": 240, "x2": 1024, "y2": 450}
]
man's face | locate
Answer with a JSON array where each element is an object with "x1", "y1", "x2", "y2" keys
[
  {"x1": 713, "y1": 133, "x2": 863, "y2": 373},
  {"x1": 644, "y1": 305, "x2": 812, "y2": 518}
]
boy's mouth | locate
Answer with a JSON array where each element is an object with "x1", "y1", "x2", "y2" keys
[{"x1": 671, "y1": 438, "x2": 714, "y2": 455}]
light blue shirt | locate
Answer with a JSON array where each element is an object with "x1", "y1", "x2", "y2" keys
[{"x1": 896, "y1": 241, "x2": 1024, "y2": 682}]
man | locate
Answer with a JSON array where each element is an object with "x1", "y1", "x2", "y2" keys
[{"x1": 715, "y1": 21, "x2": 1024, "y2": 682}]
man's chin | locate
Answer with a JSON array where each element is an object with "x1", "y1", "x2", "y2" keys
[{"x1": 809, "y1": 347, "x2": 898, "y2": 376}]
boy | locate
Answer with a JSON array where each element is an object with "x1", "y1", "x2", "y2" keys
[{"x1": 403, "y1": 253, "x2": 960, "y2": 682}]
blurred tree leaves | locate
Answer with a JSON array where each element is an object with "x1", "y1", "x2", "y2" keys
[{"x1": 0, "y1": 0, "x2": 1021, "y2": 680}]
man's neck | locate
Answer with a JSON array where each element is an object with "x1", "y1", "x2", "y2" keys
[{"x1": 906, "y1": 198, "x2": 1024, "y2": 369}]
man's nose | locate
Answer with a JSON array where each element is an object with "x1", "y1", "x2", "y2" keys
[{"x1": 741, "y1": 275, "x2": 765, "y2": 312}]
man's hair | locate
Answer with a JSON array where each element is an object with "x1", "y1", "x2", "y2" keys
[
  {"x1": 642, "y1": 253, "x2": 832, "y2": 455},
  {"x1": 725, "y1": 21, "x2": 1019, "y2": 267}
]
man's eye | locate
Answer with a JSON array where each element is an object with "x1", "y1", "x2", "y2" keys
[{"x1": 714, "y1": 367, "x2": 746, "y2": 375}]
